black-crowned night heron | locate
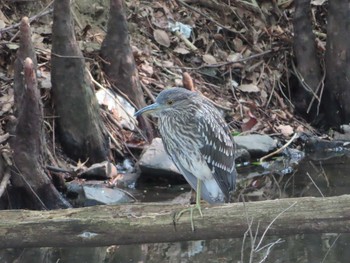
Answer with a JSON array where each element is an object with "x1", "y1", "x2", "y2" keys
[{"x1": 135, "y1": 87, "x2": 236, "y2": 230}]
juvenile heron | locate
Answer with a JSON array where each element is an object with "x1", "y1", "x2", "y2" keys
[{"x1": 135, "y1": 87, "x2": 236, "y2": 230}]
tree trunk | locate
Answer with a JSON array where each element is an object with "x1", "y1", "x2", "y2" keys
[
  {"x1": 324, "y1": 0, "x2": 350, "y2": 127},
  {"x1": 100, "y1": 0, "x2": 154, "y2": 141},
  {"x1": 13, "y1": 17, "x2": 37, "y2": 115},
  {"x1": 292, "y1": 0, "x2": 322, "y2": 123},
  {"x1": 51, "y1": 0, "x2": 108, "y2": 163},
  {"x1": 1, "y1": 195, "x2": 350, "y2": 248},
  {"x1": 10, "y1": 58, "x2": 70, "y2": 209}
]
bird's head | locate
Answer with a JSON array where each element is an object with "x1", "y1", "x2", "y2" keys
[{"x1": 134, "y1": 87, "x2": 197, "y2": 117}]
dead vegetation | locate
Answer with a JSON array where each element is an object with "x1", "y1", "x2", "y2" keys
[
  {"x1": 0, "y1": 0, "x2": 320, "y2": 155},
  {"x1": 0, "y1": 0, "x2": 329, "y2": 208}
]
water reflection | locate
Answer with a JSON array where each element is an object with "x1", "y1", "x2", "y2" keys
[
  {"x1": 1, "y1": 233, "x2": 349, "y2": 262},
  {"x1": 286, "y1": 155, "x2": 350, "y2": 198}
]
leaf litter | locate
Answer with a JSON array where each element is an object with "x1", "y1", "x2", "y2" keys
[{"x1": 0, "y1": 0, "x2": 320, "y2": 167}]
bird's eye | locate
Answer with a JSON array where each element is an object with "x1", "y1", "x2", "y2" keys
[{"x1": 167, "y1": 100, "x2": 173, "y2": 105}]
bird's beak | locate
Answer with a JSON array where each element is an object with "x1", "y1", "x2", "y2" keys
[{"x1": 134, "y1": 102, "x2": 160, "y2": 117}]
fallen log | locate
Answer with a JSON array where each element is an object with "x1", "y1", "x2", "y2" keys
[{"x1": 1, "y1": 195, "x2": 350, "y2": 248}]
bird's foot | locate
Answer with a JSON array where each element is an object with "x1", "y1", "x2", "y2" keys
[{"x1": 175, "y1": 202, "x2": 203, "y2": 231}]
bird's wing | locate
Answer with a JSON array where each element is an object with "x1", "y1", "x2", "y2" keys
[
  {"x1": 163, "y1": 142, "x2": 224, "y2": 204},
  {"x1": 197, "y1": 102, "x2": 236, "y2": 201}
]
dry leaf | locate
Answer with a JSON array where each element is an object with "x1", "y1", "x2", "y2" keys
[
  {"x1": 0, "y1": 20, "x2": 5, "y2": 29},
  {"x1": 0, "y1": 133, "x2": 9, "y2": 144},
  {"x1": 232, "y1": 37, "x2": 244, "y2": 52},
  {"x1": 237, "y1": 84, "x2": 260, "y2": 93},
  {"x1": 38, "y1": 69, "x2": 52, "y2": 89},
  {"x1": 140, "y1": 63, "x2": 154, "y2": 76},
  {"x1": 296, "y1": 125, "x2": 305, "y2": 132},
  {"x1": 277, "y1": 125, "x2": 294, "y2": 137},
  {"x1": 0, "y1": 89, "x2": 13, "y2": 115},
  {"x1": 173, "y1": 46, "x2": 190, "y2": 54},
  {"x1": 241, "y1": 116, "x2": 258, "y2": 131},
  {"x1": 227, "y1": 52, "x2": 243, "y2": 62},
  {"x1": 6, "y1": 43, "x2": 19, "y2": 50},
  {"x1": 161, "y1": 60, "x2": 174, "y2": 67},
  {"x1": 0, "y1": 9, "x2": 9, "y2": 24},
  {"x1": 153, "y1": 29, "x2": 170, "y2": 47},
  {"x1": 203, "y1": 54, "x2": 217, "y2": 65},
  {"x1": 311, "y1": 0, "x2": 327, "y2": 6},
  {"x1": 174, "y1": 78, "x2": 183, "y2": 86}
]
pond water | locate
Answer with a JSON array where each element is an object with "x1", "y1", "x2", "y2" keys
[
  {"x1": 1, "y1": 233, "x2": 350, "y2": 263},
  {"x1": 1, "y1": 155, "x2": 350, "y2": 263}
]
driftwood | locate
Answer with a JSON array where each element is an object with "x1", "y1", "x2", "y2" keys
[{"x1": 1, "y1": 195, "x2": 350, "y2": 248}]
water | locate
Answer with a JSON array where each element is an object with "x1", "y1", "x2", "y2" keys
[
  {"x1": 1, "y1": 155, "x2": 350, "y2": 262},
  {"x1": 1, "y1": 233, "x2": 349, "y2": 262}
]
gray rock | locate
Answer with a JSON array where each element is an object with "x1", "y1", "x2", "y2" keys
[
  {"x1": 234, "y1": 134, "x2": 277, "y2": 156},
  {"x1": 234, "y1": 148, "x2": 250, "y2": 163},
  {"x1": 83, "y1": 185, "x2": 133, "y2": 206},
  {"x1": 333, "y1": 124, "x2": 350, "y2": 140},
  {"x1": 66, "y1": 180, "x2": 134, "y2": 207}
]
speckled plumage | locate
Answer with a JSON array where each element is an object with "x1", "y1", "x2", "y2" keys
[{"x1": 136, "y1": 87, "x2": 236, "y2": 203}]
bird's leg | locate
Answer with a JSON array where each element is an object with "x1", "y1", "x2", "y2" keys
[
  {"x1": 175, "y1": 179, "x2": 203, "y2": 231},
  {"x1": 195, "y1": 178, "x2": 203, "y2": 217}
]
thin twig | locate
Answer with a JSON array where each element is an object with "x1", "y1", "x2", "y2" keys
[
  {"x1": 174, "y1": 30, "x2": 198, "y2": 51},
  {"x1": 321, "y1": 234, "x2": 341, "y2": 263},
  {"x1": 254, "y1": 201, "x2": 297, "y2": 251},
  {"x1": 260, "y1": 133, "x2": 298, "y2": 162},
  {"x1": 87, "y1": 70, "x2": 137, "y2": 125},
  {"x1": 163, "y1": 49, "x2": 275, "y2": 70},
  {"x1": 106, "y1": 129, "x2": 125, "y2": 157},
  {"x1": 0, "y1": 1, "x2": 53, "y2": 34},
  {"x1": 241, "y1": 219, "x2": 251, "y2": 263},
  {"x1": 46, "y1": 165, "x2": 72, "y2": 174},
  {"x1": 89, "y1": 70, "x2": 150, "y2": 144},
  {"x1": 240, "y1": 192, "x2": 294, "y2": 262},
  {"x1": 309, "y1": 161, "x2": 330, "y2": 188},
  {"x1": 241, "y1": 194, "x2": 258, "y2": 263},
  {"x1": 251, "y1": 221, "x2": 260, "y2": 263},
  {"x1": 306, "y1": 172, "x2": 324, "y2": 197},
  {"x1": 257, "y1": 238, "x2": 284, "y2": 263},
  {"x1": 0, "y1": 167, "x2": 11, "y2": 198},
  {"x1": 153, "y1": 58, "x2": 183, "y2": 77},
  {"x1": 176, "y1": 0, "x2": 252, "y2": 45},
  {"x1": 50, "y1": 52, "x2": 88, "y2": 60},
  {"x1": 318, "y1": 161, "x2": 330, "y2": 187},
  {"x1": 265, "y1": 73, "x2": 276, "y2": 108},
  {"x1": 291, "y1": 60, "x2": 318, "y2": 100},
  {"x1": 306, "y1": 60, "x2": 326, "y2": 115},
  {"x1": 256, "y1": 238, "x2": 284, "y2": 253},
  {"x1": 140, "y1": 82, "x2": 156, "y2": 103},
  {"x1": 11, "y1": 166, "x2": 48, "y2": 210}
]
